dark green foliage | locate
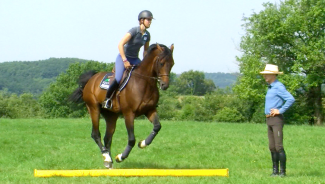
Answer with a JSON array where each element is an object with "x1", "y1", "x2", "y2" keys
[
  {"x1": 177, "y1": 96, "x2": 209, "y2": 121},
  {"x1": 0, "y1": 58, "x2": 88, "y2": 95},
  {"x1": 247, "y1": 103, "x2": 264, "y2": 123},
  {"x1": 213, "y1": 107, "x2": 245, "y2": 122},
  {"x1": 0, "y1": 89, "x2": 43, "y2": 118},
  {"x1": 1, "y1": 57, "x2": 240, "y2": 119},
  {"x1": 156, "y1": 89, "x2": 250, "y2": 123},
  {"x1": 157, "y1": 90, "x2": 180, "y2": 120},
  {"x1": 38, "y1": 61, "x2": 114, "y2": 118},
  {"x1": 236, "y1": 0, "x2": 325, "y2": 125},
  {"x1": 173, "y1": 70, "x2": 216, "y2": 95},
  {"x1": 1, "y1": 53, "x2": 322, "y2": 123}
]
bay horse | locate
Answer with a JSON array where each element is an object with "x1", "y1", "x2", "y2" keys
[{"x1": 70, "y1": 43, "x2": 174, "y2": 169}]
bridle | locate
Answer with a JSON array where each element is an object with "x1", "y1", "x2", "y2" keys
[
  {"x1": 154, "y1": 56, "x2": 170, "y2": 80},
  {"x1": 130, "y1": 50, "x2": 171, "y2": 82}
]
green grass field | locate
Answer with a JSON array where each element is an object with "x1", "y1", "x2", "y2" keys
[{"x1": 1, "y1": 118, "x2": 324, "y2": 184}]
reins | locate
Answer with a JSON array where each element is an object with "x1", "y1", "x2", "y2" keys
[
  {"x1": 127, "y1": 68, "x2": 159, "y2": 81},
  {"x1": 127, "y1": 52, "x2": 171, "y2": 82}
]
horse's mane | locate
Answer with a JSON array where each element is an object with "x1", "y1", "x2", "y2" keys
[{"x1": 145, "y1": 44, "x2": 172, "y2": 59}]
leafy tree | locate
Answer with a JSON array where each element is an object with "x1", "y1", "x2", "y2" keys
[
  {"x1": 38, "y1": 61, "x2": 113, "y2": 118},
  {"x1": 174, "y1": 70, "x2": 216, "y2": 96},
  {"x1": 235, "y1": 0, "x2": 325, "y2": 125},
  {"x1": 233, "y1": 55, "x2": 266, "y2": 122}
]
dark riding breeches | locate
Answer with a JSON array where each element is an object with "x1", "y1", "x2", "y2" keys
[{"x1": 266, "y1": 115, "x2": 284, "y2": 152}]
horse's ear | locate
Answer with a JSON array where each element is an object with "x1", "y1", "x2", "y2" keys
[
  {"x1": 170, "y1": 44, "x2": 174, "y2": 53},
  {"x1": 156, "y1": 43, "x2": 163, "y2": 52}
]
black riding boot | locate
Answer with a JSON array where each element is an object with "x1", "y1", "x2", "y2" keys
[
  {"x1": 279, "y1": 150, "x2": 286, "y2": 177},
  {"x1": 102, "y1": 79, "x2": 119, "y2": 109},
  {"x1": 270, "y1": 152, "x2": 279, "y2": 176}
]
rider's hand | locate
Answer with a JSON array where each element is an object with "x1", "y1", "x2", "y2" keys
[{"x1": 123, "y1": 61, "x2": 131, "y2": 68}]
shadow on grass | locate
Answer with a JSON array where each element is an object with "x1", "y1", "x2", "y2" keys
[
  {"x1": 290, "y1": 170, "x2": 324, "y2": 177},
  {"x1": 118, "y1": 161, "x2": 208, "y2": 169}
]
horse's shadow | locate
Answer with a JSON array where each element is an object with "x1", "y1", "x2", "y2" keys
[{"x1": 117, "y1": 161, "x2": 204, "y2": 169}]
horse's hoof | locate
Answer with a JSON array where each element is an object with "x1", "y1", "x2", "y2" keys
[
  {"x1": 103, "y1": 153, "x2": 113, "y2": 169},
  {"x1": 104, "y1": 161, "x2": 113, "y2": 169},
  {"x1": 115, "y1": 154, "x2": 123, "y2": 163},
  {"x1": 138, "y1": 140, "x2": 147, "y2": 149}
]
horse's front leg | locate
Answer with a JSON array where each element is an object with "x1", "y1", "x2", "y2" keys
[
  {"x1": 115, "y1": 113, "x2": 136, "y2": 163},
  {"x1": 138, "y1": 109, "x2": 161, "y2": 149}
]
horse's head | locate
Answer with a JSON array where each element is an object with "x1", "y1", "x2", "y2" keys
[{"x1": 152, "y1": 44, "x2": 174, "y2": 90}]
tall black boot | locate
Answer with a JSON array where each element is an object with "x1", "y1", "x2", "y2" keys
[
  {"x1": 270, "y1": 152, "x2": 279, "y2": 176},
  {"x1": 279, "y1": 150, "x2": 286, "y2": 177},
  {"x1": 102, "y1": 79, "x2": 119, "y2": 109}
]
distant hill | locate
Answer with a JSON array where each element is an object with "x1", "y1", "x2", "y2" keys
[
  {"x1": 0, "y1": 58, "x2": 89, "y2": 95},
  {"x1": 205, "y1": 72, "x2": 238, "y2": 88}
]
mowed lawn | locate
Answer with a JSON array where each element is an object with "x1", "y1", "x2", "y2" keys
[{"x1": 0, "y1": 118, "x2": 324, "y2": 184}]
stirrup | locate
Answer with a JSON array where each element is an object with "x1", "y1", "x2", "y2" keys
[{"x1": 102, "y1": 98, "x2": 113, "y2": 109}]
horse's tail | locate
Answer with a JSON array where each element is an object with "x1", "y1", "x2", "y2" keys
[{"x1": 69, "y1": 70, "x2": 98, "y2": 103}]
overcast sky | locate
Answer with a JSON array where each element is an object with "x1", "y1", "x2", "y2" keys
[{"x1": 0, "y1": 0, "x2": 281, "y2": 74}]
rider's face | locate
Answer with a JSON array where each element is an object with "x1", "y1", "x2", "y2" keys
[{"x1": 143, "y1": 18, "x2": 152, "y2": 28}]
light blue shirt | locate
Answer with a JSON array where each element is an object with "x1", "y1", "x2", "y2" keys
[{"x1": 265, "y1": 80, "x2": 295, "y2": 115}]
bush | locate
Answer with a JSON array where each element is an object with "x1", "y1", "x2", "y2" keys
[
  {"x1": 177, "y1": 96, "x2": 209, "y2": 121},
  {"x1": 157, "y1": 97, "x2": 179, "y2": 120},
  {"x1": 0, "y1": 90, "x2": 43, "y2": 118},
  {"x1": 179, "y1": 103, "x2": 196, "y2": 120},
  {"x1": 250, "y1": 104, "x2": 265, "y2": 123},
  {"x1": 213, "y1": 107, "x2": 245, "y2": 122}
]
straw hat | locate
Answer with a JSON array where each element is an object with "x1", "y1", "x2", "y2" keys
[{"x1": 260, "y1": 64, "x2": 283, "y2": 75}]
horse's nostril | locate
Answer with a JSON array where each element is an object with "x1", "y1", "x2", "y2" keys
[{"x1": 160, "y1": 82, "x2": 169, "y2": 90}]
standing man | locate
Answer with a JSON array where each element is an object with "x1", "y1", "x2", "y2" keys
[{"x1": 260, "y1": 64, "x2": 295, "y2": 177}]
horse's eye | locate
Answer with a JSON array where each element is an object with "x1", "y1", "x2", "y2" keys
[{"x1": 160, "y1": 62, "x2": 164, "y2": 66}]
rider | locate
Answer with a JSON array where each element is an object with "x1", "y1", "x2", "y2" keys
[{"x1": 102, "y1": 10, "x2": 153, "y2": 109}]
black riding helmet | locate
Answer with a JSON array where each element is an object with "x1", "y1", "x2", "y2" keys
[{"x1": 138, "y1": 10, "x2": 154, "y2": 20}]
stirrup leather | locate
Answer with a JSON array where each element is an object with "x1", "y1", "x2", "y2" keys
[{"x1": 102, "y1": 98, "x2": 113, "y2": 109}]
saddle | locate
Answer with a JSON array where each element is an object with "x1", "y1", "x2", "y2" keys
[{"x1": 99, "y1": 66, "x2": 135, "y2": 92}]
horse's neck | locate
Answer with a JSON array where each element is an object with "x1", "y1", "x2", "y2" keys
[
  {"x1": 136, "y1": 53, "x2": 157, "y2": 77},
  {"x1": 129, "y1": 53, "x2": 158, "y2": 93},
  {"x1": 129, "y1": 54, "x2": 158, "y2": 96}
]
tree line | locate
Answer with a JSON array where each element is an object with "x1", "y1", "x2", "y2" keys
[
  {"x1": 0, "y1": 58, "x2": 323, "y2": 125},
  {"x1": 0, "y1": 58, "x2": 236, "y2": 95},
  {"x1": 0, "y1": 0, "x2": 324, "y2": 125},
  {"x1": 0, "y1": 61, "x2": 225, "y2": 119}
]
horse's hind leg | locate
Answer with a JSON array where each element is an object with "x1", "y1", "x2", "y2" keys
[
  {"x1": 87, "y1": 105, "x2": 107, "y2": 154},
  {"x1": 101, "y1": 110, "x2": 119, "y2": 169},
  {"x1": 138, "y1": 109, "x2": 161, "y2": 148}
]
